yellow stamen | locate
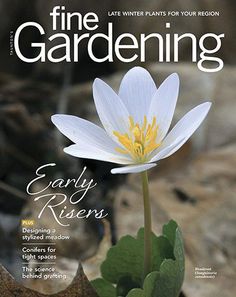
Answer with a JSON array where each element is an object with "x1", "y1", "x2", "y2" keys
[
  {"x1": 129, "y1": 116, "x2": 135, "y2": 130},
  {"x1": 113, "y1": 115, "x2": 161, "y2": 162},
  {"x1": 142, "y1": 116, "x2": 147, "y2": 131}
]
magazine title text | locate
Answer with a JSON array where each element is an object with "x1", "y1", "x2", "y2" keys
[{"x1": 14, "y1": 6, "x2": 225, "y2": 72}]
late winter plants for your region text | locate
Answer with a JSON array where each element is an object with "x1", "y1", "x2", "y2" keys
[{"x1": 52, "y1": 67, "x2": 211, "y2": 297}]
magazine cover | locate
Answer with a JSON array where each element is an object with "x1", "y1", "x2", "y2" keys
[{"x1": 0, "y1": 1, "x2": 235, "y2": 296}]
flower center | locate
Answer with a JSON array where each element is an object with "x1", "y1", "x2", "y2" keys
[{"x1": 113, "y1": 116, "x2": 161, "y2": 162}]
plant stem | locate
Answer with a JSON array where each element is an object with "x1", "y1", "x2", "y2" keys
[{"x1": 141, "y1": 170, "x2": 152, "y2": 279}]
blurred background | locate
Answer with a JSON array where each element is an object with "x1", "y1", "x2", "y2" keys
[{"x1": 0, "y1": 1, "x2": 235, "y2": 296}]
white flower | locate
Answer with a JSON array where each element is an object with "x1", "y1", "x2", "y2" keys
[{"x1": 51, "y1": 67, "x2": 211, "y2": 174}]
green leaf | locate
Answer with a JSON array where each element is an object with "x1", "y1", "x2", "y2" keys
[
  {"x1": 101, "y1": 229, "x2": 173, "y2": 286},
  {"x1": 116, "y1": 275, "x2": 140, "y2": 297},
  {"x1": 159, "y1": 220, "x2": 185, "y2": 297},
  {"x1": 127, "y1": 221, "x2": 185, "y2": 297},
  {"x1": 126, "y1": 288, "x2": 145, "y2": 297},
  {"x1": 92, "y1": 220, "x2": 185, "y2": 297},
  {"x1": 91, "y1": 278, "x2": 116, "y2": 297},
  {"x1": 163, "y1": 219, "x2": 178, "y2": 246}
]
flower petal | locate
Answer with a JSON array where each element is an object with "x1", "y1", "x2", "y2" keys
[
  {"x1": 51, "y1": 114, "x2": 127, "y2": 156},
  {"x1": 159, "y1": 102, "x2": 212, "y2": 158},
  {"x1": 93, "y1": 78, "x2": 130, "y2": 138},
  {"x1": 64, "y1": 144, "x2": 132, "y2": 164},
  {"x1": 148, "y1": 73, "x2": 179, "y2": 141},
  {"x1": 111, "y1": 163, "x2": 156, "y2": 174},
  {"x1": 150, "y1": 137, "x2": 185, "y2": 162},
  {"x1": 118, "y1": 67, "x2": 157, "y2": 123}
]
